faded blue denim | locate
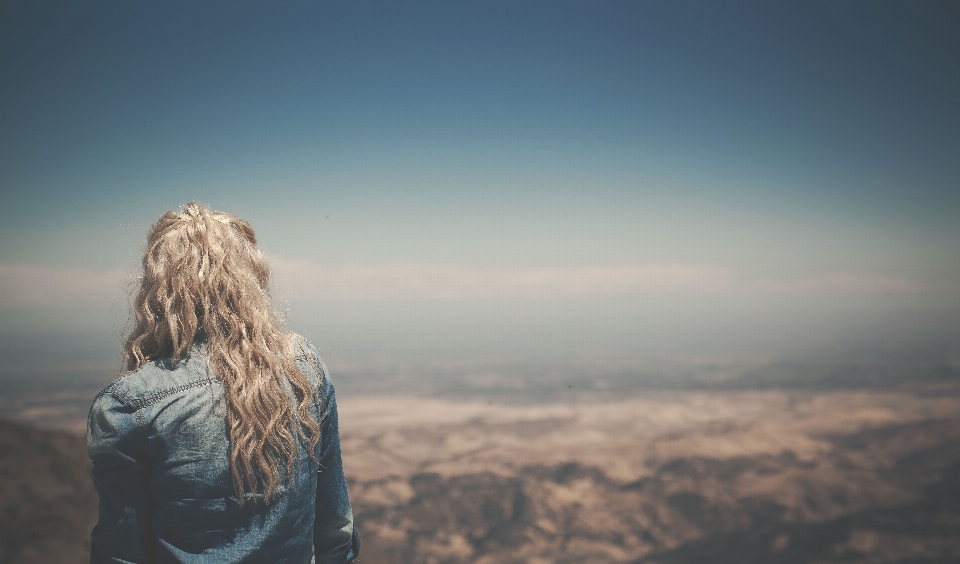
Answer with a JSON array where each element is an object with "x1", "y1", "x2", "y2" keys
[{"x1": 87, "y1": 338, "x2": 360, "y2": 563}]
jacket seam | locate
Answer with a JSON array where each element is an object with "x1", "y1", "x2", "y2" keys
[
  {"x1": 127, "y1": 378, "x2": 217, "y2": 410},
  {"x1": 88, "y1": 381, "x2": 120, "y2": 427},
  {"x1": 92, "y1": 382, "x2": 116, "y2": 403},
  {"x1": 109, "y1": 387, "x2": 146, "y2": 430}
]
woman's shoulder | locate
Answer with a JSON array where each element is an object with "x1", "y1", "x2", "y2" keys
[
  {"x1": 91, "y1": 353, "x2": 216, "y2": 412},
  {"x1": 289, "y1": 333, "x2": 324, "y2": 368},
  {"x1": 87, "y1": 356, "x2": 216, "y2": 448},
  {"x1": 288, "y1": 333, "x2": 335, "y2": 398}
]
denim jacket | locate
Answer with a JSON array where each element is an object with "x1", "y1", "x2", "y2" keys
[{"x1": 87, "y1": 337, "x2": 360, "y2": 563}]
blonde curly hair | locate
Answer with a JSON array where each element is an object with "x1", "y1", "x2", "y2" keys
[{"x1": 124, "y1": 202, "x2": 320, "y2": 504}]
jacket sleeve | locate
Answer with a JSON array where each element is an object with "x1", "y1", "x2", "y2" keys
[
  {"x1": 312, "y1": 365, "x2": 361, "y2": 564},
  {"x1": 87, "y1": 389, "x2": 153, "y2": 563}
]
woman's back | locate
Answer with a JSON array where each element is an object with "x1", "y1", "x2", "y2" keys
[
  {"x1": 88, "y1": 337, "x2": 358, "y2": 563},
  {"x1": 87, "y1": 203, "x2": 359, "y2": 563}
]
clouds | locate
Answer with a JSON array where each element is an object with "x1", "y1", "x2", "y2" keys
[
  {"x1": 268, "y1": 257, "x2": 927, "y2": 302},
  {"x1": 2, "y1": 259, "x2": 950, "y2": 366},
  {"x1": 0, "y1": 264, "x2": 129, "y2": 308},
  {"x1": 0, "y1": 258, "x2": 934, "y2": 310},
  {"x1": 269, "y1": 259, "x2": 734, "y2": 301}
]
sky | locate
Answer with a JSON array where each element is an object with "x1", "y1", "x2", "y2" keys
[{"x1": 1, "y1": 1, "x2": 958, "y2": 388}]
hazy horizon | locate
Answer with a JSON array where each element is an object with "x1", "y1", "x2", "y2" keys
[{"x1": 2, "y1": 1, "x2": 959, "y2": 396}]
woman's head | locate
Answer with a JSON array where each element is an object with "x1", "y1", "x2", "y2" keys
[
  {"x1": 125, "y1": 202, "x2": 319, "y2": 503},
  {"x1": 126, "y1": 202, "x2": 269, "y2": 362}
]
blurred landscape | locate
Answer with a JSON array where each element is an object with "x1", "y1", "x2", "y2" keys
[
  {"x1": 2, "y1": 1, "x2": 959, "y2": 563},
  {"x1": 3, "y1": 361, "x2": 959, "y2": 563}
]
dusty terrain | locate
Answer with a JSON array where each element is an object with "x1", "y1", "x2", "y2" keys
[
  {"x1": 338, "y1": 384, "x2": 960, "y2": 563},
  {"x1": 0, "y1": 419, "x2": 97, "y2": 564},
  {"x1": 1, "y1": 379, "x2": 959, "y2": 563}
]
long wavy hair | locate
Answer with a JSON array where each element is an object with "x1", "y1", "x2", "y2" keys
[{"x1": 124, "y1": 202, "x2": 320, "y2": 504}]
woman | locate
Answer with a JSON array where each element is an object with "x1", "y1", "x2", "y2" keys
[{"x1": 87, "y1": 203, "x2": 360, "y2": 563}]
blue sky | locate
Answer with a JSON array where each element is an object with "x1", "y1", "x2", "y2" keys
[{"x1": 1, "y1": 1, "x2": 958, "y2": 383}]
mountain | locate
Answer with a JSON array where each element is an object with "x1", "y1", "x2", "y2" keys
[
  {"x1": 3, "y1": 380, "x2": 960, "y2": 563},
  {"x1": 0, "y1": 420, "x2": 97, "y2": 564}
]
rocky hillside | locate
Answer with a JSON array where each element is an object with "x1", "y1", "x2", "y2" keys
[
  {"x1": 2, "y1": 382, "x2": 959, "y2": 563},
  {"x1": 0, "y1": 420, "x2": 97, "y2": 564},
  {"x1": 339, "y1": 386, "x2": 960, "y2": 563},
  {"x1": 349, "y1": 422, "x2": 960, "y2": 563}
]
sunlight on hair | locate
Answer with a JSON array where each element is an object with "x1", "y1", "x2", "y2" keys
[{"x1": 123, "y1": 202, "x2": 320, "y2": 504}]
